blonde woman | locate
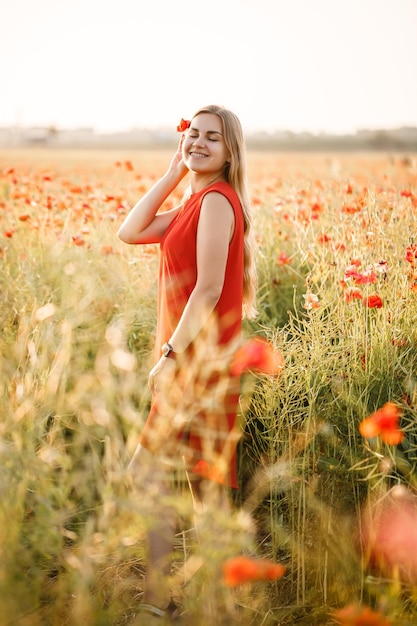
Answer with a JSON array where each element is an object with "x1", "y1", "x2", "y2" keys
[{"x1": 117, "y1": 105, "x2": 257, "y2": 621}]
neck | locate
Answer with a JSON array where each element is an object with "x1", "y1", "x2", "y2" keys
[{"x1": 189, "y1": 172, "x2": 226, "y2": 194}]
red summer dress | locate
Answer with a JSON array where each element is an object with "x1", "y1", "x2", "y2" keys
[{"x1": 139, "y1": 181, "x2": 244, "y2": 488}]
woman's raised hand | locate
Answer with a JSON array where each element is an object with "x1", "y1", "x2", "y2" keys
[
  {"x1": 117, "y1": 133, "x2": 189, "y2": 244},
  {"x1": 167, "y1": 134, "x2": 188, "y2": 180}
]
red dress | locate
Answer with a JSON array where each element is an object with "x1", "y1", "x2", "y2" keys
[{"x1": 139, "y1": 182, "x2": 244, "y2": 488}]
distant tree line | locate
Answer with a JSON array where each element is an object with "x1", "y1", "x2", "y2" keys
[{"x1": 1, "y1": 125, "x2": 416, "y2": 151}]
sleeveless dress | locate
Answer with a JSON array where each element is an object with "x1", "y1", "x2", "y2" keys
[{"x1": 139, "y1": 181, "x2": 244, "y2": 488}]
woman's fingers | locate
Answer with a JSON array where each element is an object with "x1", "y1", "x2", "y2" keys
[{"x1": 148, "y1": 356, "x2": 176, "y2": 394}]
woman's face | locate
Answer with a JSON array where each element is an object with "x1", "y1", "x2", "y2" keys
[{"x1": 182, "y1": 113, "x2": 230, "y2": 177}]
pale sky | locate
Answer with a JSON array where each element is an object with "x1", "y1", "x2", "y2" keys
[{"x1": 1, "y1": 0, "x2": 416, "y2": 135}]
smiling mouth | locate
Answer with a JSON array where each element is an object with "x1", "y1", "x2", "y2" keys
[{"x1": 189, "y1": 152, "x2": 208, "y2": 158}]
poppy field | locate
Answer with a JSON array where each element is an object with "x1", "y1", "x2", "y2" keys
[{"x1": 1, "y1": 147, "x2": 417, "y2": 625}]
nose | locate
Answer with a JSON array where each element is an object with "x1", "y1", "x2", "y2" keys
[{"x1": 192, "y1": 134, "x2": 206, "y2": 148}]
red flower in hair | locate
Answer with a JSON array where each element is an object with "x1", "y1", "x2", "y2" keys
[{"x1": 176, "y1": 118, "x2": 191, "y2": 132}]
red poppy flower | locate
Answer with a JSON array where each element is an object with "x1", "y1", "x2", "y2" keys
[
  {"x1": 311, "y1": 201, "x2": 323, "y2": 213},
  {"x1": 332, "y1": 603, "x2": 392, "y2": 626},
  {"x1": 2, "y1": 166, "x2": 15, "y2": 176},
  {"x1": 354, "y1": 269, "x2": 378, "y2": 285},
  {"x1": 303, "y1": 292, "x2": 320, "y2": 310},
  {"x1": 276, "y1": 251, "x2": 291, "y2": 266},
  {"x1": 71, "y1": 234, "x2": 86, "y2": 246},
  {"x1": 341, "y1": 204, "x2": 361, "y2": 214},
  {"x1": 344, "y1": 265, "x2": 361, "y2": 280},
  {"x1": 222, "y1": 556, "x2": 286, "y2": 587},
  {"x1": 230, "y1": 337, "x2": 284, "y2": 377},
  {"x1": 359, "y1": 402, "x2": 404, "y2": 445},
  {"x1": 364, "y1": 293, "x2": 383, "y2": 308},
  {"x1": 317, "y1": 232, "x2": 331, "y2": 244},
  {"x1": 332, "y1": 241, "x2": 346, "y2": 252},
  {"x1": 176, "y1": 118, "x2": 191, "y2": 132},
  {"x1": 344, "y1": 287, "x2": 363, "y2": 302},
  {"x1": 101, "y1": 245, "x2": 116, "y2": 255},
  {"x1": 405, "y1": 244, "x2": 417, "y2": 265},
  {"x1": 360, "y1": 486, "x2": 417, "y2": 584}
]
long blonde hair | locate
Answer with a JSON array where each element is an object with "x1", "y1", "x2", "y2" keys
[{"x1": 191, "y1": 105, "x2": 258, "y2": 319}]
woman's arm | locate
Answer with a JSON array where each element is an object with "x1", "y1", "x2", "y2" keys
[
  {"x1": 148, "y1": 191, "x2": 235, "y2": 392},
  {"x1": 117, "y1": 138, "x2": 188, "y2": 244}
]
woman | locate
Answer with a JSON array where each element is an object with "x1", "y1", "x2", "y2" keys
[{"x1": 117, "y1": 105, "x2": 257, "y2": 621}]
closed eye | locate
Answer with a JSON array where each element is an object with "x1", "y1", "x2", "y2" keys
[
  {"x1": 188, "y1": 133, "x2": 219, "y2": 142},
  {"x1": 188, "y1": 127, "x2": 223, "y2": 141}
]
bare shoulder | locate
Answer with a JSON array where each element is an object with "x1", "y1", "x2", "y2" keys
[
  {"x1": 199, "y1": 191, "x2": 235, "y2": 240},
  {"x1": 200, "y1": 190, "x2": 234, "y2": 219}
]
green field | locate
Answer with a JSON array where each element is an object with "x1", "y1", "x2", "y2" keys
[{"x1": 1, "y1": 149, "x2": 417, "y2": 625}]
